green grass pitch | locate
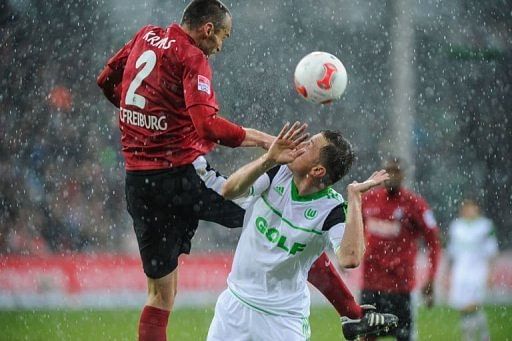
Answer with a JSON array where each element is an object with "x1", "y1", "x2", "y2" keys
[{"x1": 1, "y1": 306, "x2": 511, "y2": 340}]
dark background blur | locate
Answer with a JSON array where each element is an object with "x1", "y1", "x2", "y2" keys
[{"x1": 1, "y1": 0, "x2": 511, "y2": 254}]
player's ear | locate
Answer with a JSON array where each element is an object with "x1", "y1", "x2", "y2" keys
[
  {"x1": 311, "y1": 165, "x2": 326, "y2": 179},
  {"x1": 203, "y1": 22, "x2": 214, "y2": 37}
]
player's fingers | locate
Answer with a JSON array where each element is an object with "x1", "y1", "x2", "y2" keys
[
  {"x1": 277, "y1": 122, "x2": 290, "y2": 139},
  {"x1": 293, "y1": 148, "x2": 306, "y2": 158},
  {"x1": 284, "y1": 121, "x2": 300, "y2": 140},
  {"x1": 291, "y1": 132, "x2": 310, "y2": 148},
  {"x1": 295, "y1": 140, "x2": 308, "y2": 150},
  {"x1": 290, "y1": 123, "x2": 308, "y2": 141}
]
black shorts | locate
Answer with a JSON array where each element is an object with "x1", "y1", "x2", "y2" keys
[
  {"x1": 360, "y1": 290, "x2": 413, "y2": 341},
  {"x1": 125, "y1": 163, "x2": 245, "y2": 279}
]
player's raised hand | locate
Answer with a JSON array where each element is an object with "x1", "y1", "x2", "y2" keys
[
  {"x1": 266, "y1": 121, "x2": 309, "y2": 165},
  {"x1": 347, "y1": 169, "x2": 389, "y2": 195}
]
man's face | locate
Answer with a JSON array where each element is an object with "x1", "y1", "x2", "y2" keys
[
  {"x1": 289, "y1": 133, "x2": 328, "y2": 177},
  {"x1": 384, "y1": 164, "x2": 404, "y2": 193},
  {"x1": 460, "y1": 202, "x2": 480, "y2": 220},
  {"x1": 198, "y1": 15, "x2": 232, "y2": 56}
]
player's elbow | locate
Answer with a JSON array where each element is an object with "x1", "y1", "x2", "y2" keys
[
  {"x1": 97, "y1": 68, "x2": 109, "y2": 89},
  {"x1": 339, "y1": 255, "x2": 361, "y2": 269},
  {"x1": 220, "y1": 182, "x2": 237, "y2": 200},
  {"x1": 337, "y1": 247, "x2": 364, "y2": 269},
  {"x1": 97, "y1": 75, "x2": 105, "y2": 89},
  {"x1": 195, "y1": 122, "x2": 216, "y2": 142}
]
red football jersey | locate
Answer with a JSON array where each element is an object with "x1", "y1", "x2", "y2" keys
[
  {"x1": 105, "y1": 24, "x2": 241, "y2": 170},
  {"x1": 361, "y1": 187, "x2": 441, "y2": 293}
]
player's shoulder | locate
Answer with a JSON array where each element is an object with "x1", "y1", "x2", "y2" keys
[{"x1": 480, "y1": 217, "x2": 495, "y2": 230}]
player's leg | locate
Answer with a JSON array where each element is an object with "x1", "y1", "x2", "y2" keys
[
  {"x1": 308, "y1": 252, "x2": 363, "y2": 319},
  {"x1": 138, "y1": 269, "x2": 177, "y2": 341},
  {"x1": 126, "y1": 167, "x2": 201, "y2": 341},
  {"x1": 311, "y1": 263, "x2": 398, "y2": 341},
  {"x1": 146, "y1": 269, "x2": 179, "y2": 309},
  {"x1": 193, "y1": 170, "x2": 245, "y2": 228},
  {"x1": 460, "y1": 305, "x2": 490, "y2": 341},
  {"x1": 384, "y1": 292, "x2": 412, "y2": 341},
  {"x1": 207, "y1": 290, "x2": 252, "y2": 341},
  {"x1": 342, "y1": 290, "x2": 398, "y2": 341},
  {"x1": 451, "y1": 265, "x2": 490, "y2": 340}
]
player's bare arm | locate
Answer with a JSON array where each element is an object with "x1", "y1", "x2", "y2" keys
[
  {"x1": 337, "y1": 170, "x2": 389, "y2": 268},
  {"x1": 221, "y1": 122, "x2": 308, "y2": 199}
]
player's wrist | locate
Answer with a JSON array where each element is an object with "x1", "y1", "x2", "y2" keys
[
  {"x1": 346, "y1": 184, "x2": 363, "y2": 198},
  {"x1": 260, "y1": 152, "x2": 278, "y2": 169}
]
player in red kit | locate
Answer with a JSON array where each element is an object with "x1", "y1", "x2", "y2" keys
[
  {"x1": 360, "y1": 158, "x2": 441, "y2": 341},
  {"x1": 97, "y1": 1, "x2": 396, "y2": 340}
]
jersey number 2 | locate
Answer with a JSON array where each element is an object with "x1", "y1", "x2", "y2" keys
[{"x1": 125, "y1": 50, "x2": 156, "y2": 109}]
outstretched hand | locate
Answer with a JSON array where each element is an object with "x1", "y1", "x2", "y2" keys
[
  {"x1": 347, "y1": 169, "x2": 389, "y2": 195},
  {"x1": 266, "y1": 122, "x2": 309, "y2": 165}
]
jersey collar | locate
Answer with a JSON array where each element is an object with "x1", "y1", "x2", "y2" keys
[
  {"x1": 169, "y1": 23, "x2": 197, "y2": 46},
  {"x1": 291, "y1": 180, "x2": 331, "y2": 202}
]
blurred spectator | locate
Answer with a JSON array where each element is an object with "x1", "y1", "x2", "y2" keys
[
  {"x1": 0, "y1": 1, "x2": 128, "y2": 255},
  {"x1": 447, "y1": 199, "x2": 498, "y2": 341}
]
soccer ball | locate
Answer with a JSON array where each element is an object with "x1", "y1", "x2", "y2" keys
[{"x1": 294, "y1": 52, "x2": 348, "y2": 104}]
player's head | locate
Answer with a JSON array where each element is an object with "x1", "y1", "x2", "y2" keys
[
  {"x1": 383, "y1": 157, "x2": 404, "y2": 194},
  {"x1": 289, "y1": 130, "x2": 355, "y2": 187},
  {"x1": 181, "y1": 0, "x2": 232, "y2": 56},
  {"x1": 459, "y1": 198, "x2": 480, "y2": 219}
]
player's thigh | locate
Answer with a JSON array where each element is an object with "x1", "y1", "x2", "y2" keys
[
  {"x1": 146, "y1": 267, "x2": 178, "y2": 308},
  {"x1": 251, "y1": 312, "x2": 311, "y2": 341},
  {"x1": 207, "y1": 290, "x2": 251, "y2": 341},
  {"x1": 125, "y1": 168, "x2": 199, "y2": 279},
  {"x1": 194, "y1": 179, "x2": 246, "y2": 229}
]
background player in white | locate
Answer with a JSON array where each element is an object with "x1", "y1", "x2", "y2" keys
[
  {"x1": 207, "y1": 122, "x2": 397, "y2": 340},
  {"x1": 447, "y1": 199, "x2": 498, "y2": 341}
]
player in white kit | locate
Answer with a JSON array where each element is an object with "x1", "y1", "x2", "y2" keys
[
  {"x1": 447, "y1": 199, "x2": 498, "y2": 341},
  {"x1": 207, "y1": 122, "x2": 396, "y2": 340}
]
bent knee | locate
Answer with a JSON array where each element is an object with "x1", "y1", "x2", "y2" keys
[{"x1": 147, "y1": 271, "x2": 178, "y2": 308}]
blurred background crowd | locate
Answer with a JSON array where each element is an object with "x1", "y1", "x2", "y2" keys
[{"x1": 1, "y1": 0, "x2": 511, "y2": 255}]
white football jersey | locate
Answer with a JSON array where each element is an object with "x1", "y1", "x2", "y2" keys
[
  {"x1": 447, "y1": 216, "x2": 498, "y2": 266},
  {"x1": 227, "y1": 166, "x2": 346, "y2": 318}
]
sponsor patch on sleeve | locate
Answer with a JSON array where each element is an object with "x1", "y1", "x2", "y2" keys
[{"x1": 197, "y1": 75, "x2": 211, "y2": 94}]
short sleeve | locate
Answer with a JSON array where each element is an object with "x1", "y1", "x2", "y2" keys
[
  {"x1": 229, "y1": 167, "x2": 280, "y2": 210},
  {"x1": 327, "y1": 223, "x2": 346, "y2": 252},
  {"x1": 183, "y1": 53, "x2": 219, "y2": 110},
  {"x1": 322, "y1": 202, "x2": 347, "y2": 231}
]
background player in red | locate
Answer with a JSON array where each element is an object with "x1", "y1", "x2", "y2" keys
[
  {"x1": 97, "y1": 1, "x2": 389, "y2": 340},
  {"x1": 360, "y1": 157, "x2": 441, "y2": 340}
]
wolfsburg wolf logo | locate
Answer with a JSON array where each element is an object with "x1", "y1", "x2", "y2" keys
[{"x1": 304, "y1": 208, "x2": 318, "y2": 220}]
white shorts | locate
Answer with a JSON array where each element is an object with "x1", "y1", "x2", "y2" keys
[
  {"x1": 207, "y1": 289, "x2": 311, "y2": 341},
  {"x1": 449, "y1": 264, "x2": 488, "y2": 309}
]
